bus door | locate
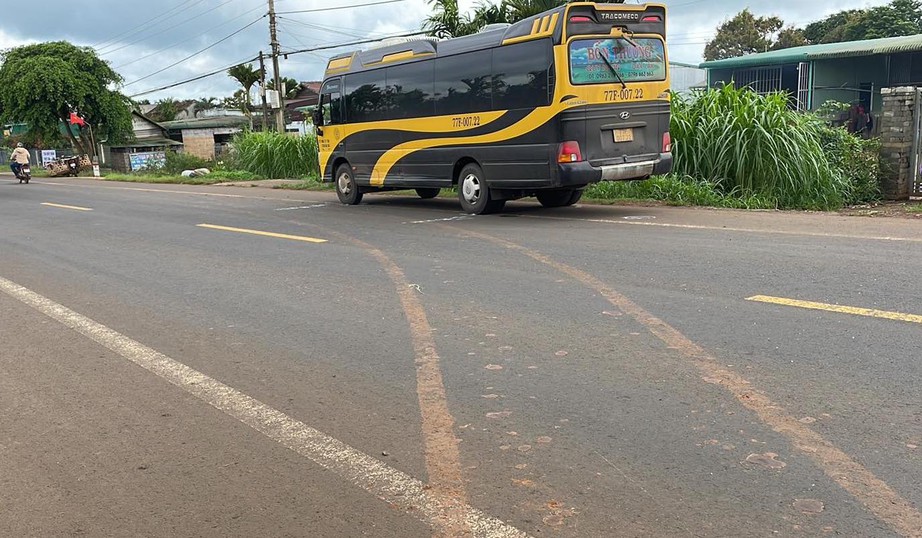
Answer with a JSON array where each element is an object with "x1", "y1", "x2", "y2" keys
[{"x1": 316, "y1": 78, "x2": 343, "y2": 180}]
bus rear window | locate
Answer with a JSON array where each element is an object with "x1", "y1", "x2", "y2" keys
[{"x1": 569, "y1": 37, "x2": 665, "y2": 85}]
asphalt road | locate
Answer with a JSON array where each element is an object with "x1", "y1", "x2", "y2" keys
[{"x1": 2, "y1": 176, "x2": 921, "y2": 537}]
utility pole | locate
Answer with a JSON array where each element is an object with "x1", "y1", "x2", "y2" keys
[
  {"x1": 258, "y1": 51, "x2": 269, "y2": 131},
  {"x1": 268, "y1": 0, "x2": 285, "y2": 133}
]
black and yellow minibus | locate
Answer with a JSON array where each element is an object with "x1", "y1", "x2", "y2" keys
[{"x1": 312, "y1": 1, "x2": 671, "y2": 214}]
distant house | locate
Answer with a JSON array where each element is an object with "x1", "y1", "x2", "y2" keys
[
  {"x1": 161, "y1": 115, "x2": 251, "y2": 160},
  {"x1": 699, "y1": 34, "x2": 922, "y2": 119},
  {"x1": 669, "y1": 62, "x2": 707, "y2": 96},
  {"x1": 286, "y1": 81, "x2": 322, "y2": 122},
  {"x1": 102, "y1": 111, "x2": 182, "y2": 172}
]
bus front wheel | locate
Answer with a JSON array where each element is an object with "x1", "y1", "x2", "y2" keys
[
  {"x1": 458, "y1": 163, "x2": 504, "y2": 215},
  {"x1": 336, "y1": 164, "x2": 363, "y2": 205}
]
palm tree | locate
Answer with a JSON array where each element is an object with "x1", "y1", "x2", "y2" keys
[
  {"x1": 267, "y1": 77, "x2": 301, "y2": 100},
  {"x1": 423, "y1": 0, "x2": 480, "y2": 38},
  {"x1": 503, "y1": 0, "x2": 567, "y2": 21},
  {"x1": 423, "y1": 0, "x2": 569, "y2": 38},
  {"x1": 227, "y1": 63, "x2": 260, "y2": 111}
]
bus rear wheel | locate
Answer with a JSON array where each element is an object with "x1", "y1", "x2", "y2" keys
[
  {"x1": 415, "y1": 188, "x2": 440, "y2": 199},
  {"x1": 458, "y1": 163, "x2": 504, "y2": 215},
  {"x1": 537, "y1": 189, "x2": 581, "y2": 208},
  {"x1": 335, "y1": 164, "x2": 363, "y2": 205}
]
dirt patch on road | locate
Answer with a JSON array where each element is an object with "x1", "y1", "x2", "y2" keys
[{"x1": 837, "y1": 200, "x2": 922, "y2": 219}]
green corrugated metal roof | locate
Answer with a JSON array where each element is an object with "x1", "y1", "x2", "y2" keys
[
  {"x1": 160, "y1": 115, "x2": 250, "y2": 130},
  {"x1": 700, "y1": 33, "x2": 922, "y2": 70}
]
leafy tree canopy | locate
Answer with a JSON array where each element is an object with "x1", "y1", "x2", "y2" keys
[
  {"x1": 704, "y1": 9, "x2": 783, "y2": 61},
  {"x1": 0, "y1": 41, "x2": 132, "y2": 155}
]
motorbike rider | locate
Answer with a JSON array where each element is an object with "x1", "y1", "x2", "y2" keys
[{"x1": 9, "y1": 142, "x2": 30, "y2": 177}]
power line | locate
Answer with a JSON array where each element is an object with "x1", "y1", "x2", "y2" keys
[
  {"x1": 115, "y1": 1, "x2": 266, "y2": 69},
  {"x1": 105, "y1": 0, "x2": 251, "y2": 59},
  {"x1": 281, "y1": 30, "x2": 431, "y2": 58},
  {"x1": 98, "y1": 0, "x2": 211, "y2": 54},
  {"x1": 123, "y1": 16, "x2": 265, "y2": 88},
  {"x1": 277, "y1": 0, "x2": 409, "y2": 15},
  {"x1": 128, "y1": 55, "x2": 260, "y2": 98},
  {"x1": 91, "y1": 0, "x2": 200, "y2": 49}
]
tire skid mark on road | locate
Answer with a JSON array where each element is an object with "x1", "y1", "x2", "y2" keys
[
  {"x1": 323, "y1": 231, "x2": 473, "y2": 537},
  {"x1": 452, "y1": 228, "x2": 922, "y2": 538},
  {"x1": 0, "y1": 275, "x2": 526, "y2": 538}
]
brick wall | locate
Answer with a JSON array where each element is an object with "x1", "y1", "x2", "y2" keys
[
  {"x1": 879, "y1": 87, "x2": 915, "y2": 200},
  {"x1": 181, "y1": 129, "x2": 216, "y2": 161}
]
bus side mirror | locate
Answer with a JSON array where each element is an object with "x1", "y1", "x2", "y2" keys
[{"x1": 312, "y1": 108, "x2": 324, "y2": 127}]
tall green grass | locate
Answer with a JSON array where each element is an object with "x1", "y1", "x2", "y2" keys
[
  {"x1": 671, "y1": 85, "x2": 849, "y2": 210},
  {"x1": 230, "y1": 131, "x2": 319, "y2": 179}
]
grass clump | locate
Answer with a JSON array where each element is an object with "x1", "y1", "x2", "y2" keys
[
  {"x1": 671, "y1": 85, "x2": 849, "y2": 210},
  {"x1": 229, "y1": 131, "x2": 319, "y2": 180},
  {"x1": 584, "y1": 175, "x2": 776, "y2": 208}
]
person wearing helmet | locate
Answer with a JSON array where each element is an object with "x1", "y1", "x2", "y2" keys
[{"x1": 10, "y1": 142, "x2": 30, "y2": 177}]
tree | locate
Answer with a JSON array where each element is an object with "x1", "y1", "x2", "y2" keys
[
  {"x1": 803, "y1": 0, "x2": 922, "y2": 44},
  {"x1": 422, "y1": 0, "x2": 568, "y2": 38},
  {"x1": 0, "y1": 41, "x2": 132, "y2": 157},
  {"x1": 267, "y1": 77, "x2": 301, "y2": 100},
  {"x1": 503, "y1": 0, "x2": 567, "y2": 21},
  {"x1": 149, "y1": 98, "x2": 180, "y2": 122},
  {"x1": 772, "y1": 27, "x2": 807, "y2": 51},
  {"x1": 423, "y1": 0, "x2": 481, "y2": 38},
  {"x1": 704, "y1": 9, "x2": 783, "y2": 61},
  {"x1": 227, "y1": 63, "x2": 260, "y2": 110}
]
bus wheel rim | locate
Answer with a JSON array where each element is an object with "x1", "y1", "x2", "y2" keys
[
  {"x1": 338, "y1": 173, "x2": 352, "y2": 195},
  {"x1": 462, "y1": 174, "x2": 481, "y2": 203}
]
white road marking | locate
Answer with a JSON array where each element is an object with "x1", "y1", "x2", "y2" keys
[
  {"x1": 408, "y1": 215, "x2": 472, "y2": 224},
  {"x1": 275, "y1": 204, "x2": 327, "y2": 211},
  {"x1": 0, "y1": 275, "x2": 528, "y2": 538},
  {"x1": 526, "y1": 215, "x2": 922, "y2": 242},
  {"x1": 38, "y1": 181, "x2": 327, "y2": 203}
]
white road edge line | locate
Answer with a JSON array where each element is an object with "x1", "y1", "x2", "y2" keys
[
  {"x1": 525, "y1": 215, "x2": 922, "y2": 243},
  {"x1": 0, "y1": 275, "x2": 528, "y2": 538}
]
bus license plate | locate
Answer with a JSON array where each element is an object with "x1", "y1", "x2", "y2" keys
[{"x1": 613, "y1": 128, "x2": 634, "y2": 143}]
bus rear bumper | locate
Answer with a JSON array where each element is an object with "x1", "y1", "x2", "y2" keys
[{"x1": 557, "y1": 153, "x2": 673, "y2": 186}]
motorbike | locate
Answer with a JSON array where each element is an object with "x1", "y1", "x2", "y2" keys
[
  {"x1": 65, "y1": 157, "x2": 80, "y2": 177},
  {"x1": 14, "y1": 163, "x2": 31, "y2": 184}
]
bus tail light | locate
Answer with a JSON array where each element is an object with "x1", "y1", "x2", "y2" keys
[
  {"x1": 569, "y1": 16, "x2": 592, "y2": 23},
  {"x1": 558, "y1": 141, "x2": 583, "y2": 163},
  {"x1": 663, "y1": 132, "x2": 672, "y2": 153},
  {"x1": 642, "y1": 15, "x2": 662, "y2": 22}
]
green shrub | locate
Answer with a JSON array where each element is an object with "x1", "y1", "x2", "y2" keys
[
  {"x1": 585, "y1": 175, "x2": 776, "y2": 209},
  {"x1": 672, "y1": 85, "x2": 848, "y2": 210},
  {"x1": 162, "y1": 150, "x2": 211, "y2": 174},
  {"x1": 817, "y1": 126, "x2": 881, "y2": 205},
  {"x1": 229, "y1": 131, "x2": 319, "y2": 179}
]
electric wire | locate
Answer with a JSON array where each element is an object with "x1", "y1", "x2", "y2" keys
[
  {"x1": 98, "y1": 0, "x2": 211, "y2": 54},
  {"x1": 128, "y1": 55, "x2": 260, "y2": 98},
  {"x1": 115, "y1": 1, "x2": 266, "y2": 69},
  {"x1": 123, "y1": 16, "x2": 265, "y2": 87},
  {"x1": 91, "y1": 0, "x2": 200, "y2": 49},
  {"x1": 277, "y1": 0, "x2": 410, "y2": 15}
]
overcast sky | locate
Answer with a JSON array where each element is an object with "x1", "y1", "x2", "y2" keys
[{"x1": 1, "y1": 0, "x2": 891, "y2": 102}]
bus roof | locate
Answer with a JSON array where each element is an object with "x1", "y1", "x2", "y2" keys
[{"x1": 324, "y1": 2, "x2": 666, "y2": 78}]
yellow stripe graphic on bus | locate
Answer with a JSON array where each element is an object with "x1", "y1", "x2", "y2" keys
[{"x1": 369, "y1": 104, "x2": 564, "y2": 186}]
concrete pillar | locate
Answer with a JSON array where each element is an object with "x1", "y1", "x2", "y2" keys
[{"x1": 878, "y1": 87, "x2": 915, "y2": 200}]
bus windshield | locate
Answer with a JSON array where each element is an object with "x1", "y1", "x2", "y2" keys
[{"x1": 569, "y1": 37, "x2": 665, "y2": 85}]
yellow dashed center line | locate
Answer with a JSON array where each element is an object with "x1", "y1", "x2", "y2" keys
[
  {"x1": 197, "y1": 224, "x2": 327, "y2": 244},
  {"x1": 41, "y1": 202, "x2": 93, "y2": 212},
  {"x1": 747, "y1": 295, "x2": 922, "y2": 325}
]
